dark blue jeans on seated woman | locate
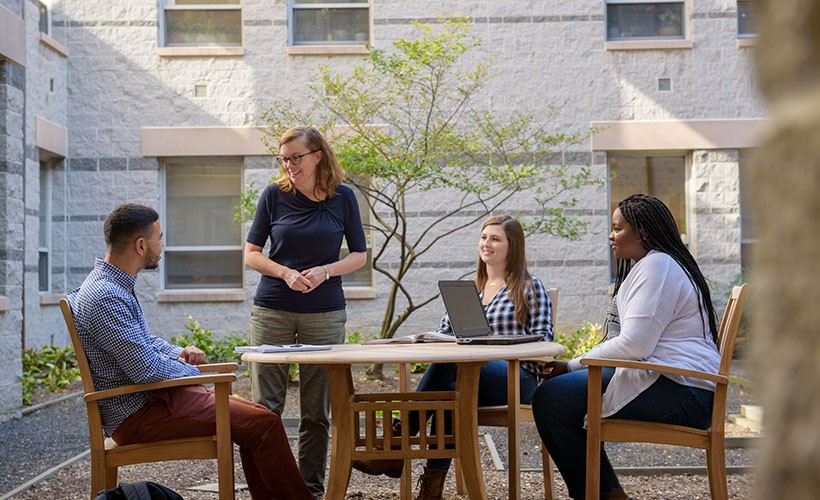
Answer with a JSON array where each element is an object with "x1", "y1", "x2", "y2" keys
[
  {"x1": 531, "y1": 368, "x2": 714, "y2": 499},
  {"x1": 408, "y1": 360, "x2": 538, "y2": 471}
]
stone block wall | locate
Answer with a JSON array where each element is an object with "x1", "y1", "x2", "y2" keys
[{"x1": 12, "y1": 0, "x2": 765, "y2": 348}]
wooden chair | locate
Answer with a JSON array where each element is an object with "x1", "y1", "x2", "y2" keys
[
  {"x1": 59, "y1": 298, "x2": 237, "y2": 500},
  {"x1": 454, "y1": 287, "x2": 559, "y2": 500},
  {"x1": 582, "y1": 283, "x2": 750, "y2": 500}
]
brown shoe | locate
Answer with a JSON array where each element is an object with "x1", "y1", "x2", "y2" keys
[
  {"x1": 352, "y1": 457, "x2": 404, "y2": 478},
  {"x1": 602, "y1": 487, "x2": 630, "y2": 500},
  {"x1": 415, "y1": 466, "x2": 447, "y2": 500}
]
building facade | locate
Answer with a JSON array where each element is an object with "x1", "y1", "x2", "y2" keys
[{"x1": 0, "y1": 0, "x2": 764, "y2": 418}]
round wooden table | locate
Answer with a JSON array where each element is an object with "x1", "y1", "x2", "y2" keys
[{"x1": 243, "y1": 341, "x2": 564, "y2": 500}]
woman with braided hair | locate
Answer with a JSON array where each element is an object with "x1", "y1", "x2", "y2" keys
[{"x1": 531, "y1": 194, "x2": 719, "y2": 500}]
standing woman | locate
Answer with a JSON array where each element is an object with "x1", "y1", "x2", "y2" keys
[
  {"x1": 532, "y1": 194, "x2": 719, "y2": 500},
  {"x1": 354, "y1": 215, "x2": 553, "y2": 499},
  {"x1": 245, "y1": 126, "x2": 367, "y2": 498}
]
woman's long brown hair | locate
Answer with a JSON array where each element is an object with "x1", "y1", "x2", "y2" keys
[{"x1": 475, "y1": 215, "x2": 534, "y2": 326}]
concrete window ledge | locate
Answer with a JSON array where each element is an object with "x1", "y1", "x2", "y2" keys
[
  {"x1": 0, "y1": 296, "x2": 8, "y2": 312},
  {"x1": 39, "y1": 293, "x2": 64, "y2": 306},
  {"x1": 343, "y1": 286, "x2": 376, "y2": 300},
  {"x1": 605, "y1": 40, "x2": 694, "y2": 51},
  {"x1": 40, "y1": 32, "x2": 69, "y2": 57},
  {"x1": 157, "y1": 47, "x2": 244, "y2": 57},
  {"x1": 737, "y1": 37, "x2": 758, "y2": 48},
  {"x1": 287, "y1": 45, "x2": 369, "y2": 56},
  {"x1": 157, "y1": 289, "x2": 247, "y2": 303}
]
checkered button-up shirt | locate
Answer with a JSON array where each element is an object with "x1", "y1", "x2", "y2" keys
[
  {"x1": 435, "y1": 276, "x2": 554, "y2": 379},
  {"x1": 68, "y1": 258, "x2": 200, "y2": 436}
]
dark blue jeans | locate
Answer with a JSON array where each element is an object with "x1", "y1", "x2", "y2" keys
[
  {"x1": 531, "y1": 368, "x2": 714, "y2": 499},
  {"x1": 410, "y1": 360, "x2": 539, "y2": 470}
]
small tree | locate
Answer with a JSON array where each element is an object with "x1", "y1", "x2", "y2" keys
[{"x1": 260, "y1": 18, "x2": 600, "y2": 378}]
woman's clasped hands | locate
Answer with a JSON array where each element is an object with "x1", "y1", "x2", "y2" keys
[{"x1": 284, "y1": 267, "x2": 326, "y2": 293}]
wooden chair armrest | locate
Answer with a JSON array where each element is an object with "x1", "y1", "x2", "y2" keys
[
  {"x1": 84, "y1": 373, "x2": 236, "y2": 403},
  {"x1": 579, "y1": 358, "x2": 728, "y2": 385},
  {"x1": 198, "y1": 362, "x2": 239, "y2": 373}
]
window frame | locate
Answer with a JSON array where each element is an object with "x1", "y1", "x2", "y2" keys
[
  {"x1": 338, "y1": 178, "x2": 374, "y2": 290},
  {"x1": 160, "y1": 0, "x2": 243, "y2": 48},
  {"x1": 38, "y1": 0, "x2": 51, "y2": 36},
  {"x1": 288, "y1": 0, "x2": 372, "y2": 47},
  {"x1": 605, "y1": 0, "x2": 687, "y2": 42},
  {"x1": 38, "y1": 160, "x2": 53, "y2": 293},
  {"x1": 737, "y1": 0, "x2": 757, "y2": 39},
  {"x1": 160, "y1": 157, "x2": 245, "y2": 291}
]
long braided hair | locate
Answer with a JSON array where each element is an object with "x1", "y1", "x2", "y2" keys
[{"x1": 614, "y1": 194, "x2": 718, "y2": 344}]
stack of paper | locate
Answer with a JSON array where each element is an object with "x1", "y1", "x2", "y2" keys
[{"x1": 234, "y1": 344, "x2": 331, "y2": 353}]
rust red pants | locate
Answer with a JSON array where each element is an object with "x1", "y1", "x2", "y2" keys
[{"x1": 113, "y1": 385, "x2": 313, "y2": 500}]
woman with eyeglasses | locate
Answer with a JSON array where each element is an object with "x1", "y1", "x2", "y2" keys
[{"x1": 244, "y1": 125, "x2": 367, "y2": 499}]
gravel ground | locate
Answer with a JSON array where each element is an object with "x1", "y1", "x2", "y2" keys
[{"x1": 2, "y1": 364, "x2": 759, "y2": 499}]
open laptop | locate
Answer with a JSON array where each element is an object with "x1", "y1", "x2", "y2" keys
[{"x1": 438, "y1": 280, "x2": 545, "y2": 345}]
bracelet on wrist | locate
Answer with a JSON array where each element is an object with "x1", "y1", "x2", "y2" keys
[{"x1": 322, "y1": 265, "x2": 330, "y2": 281}]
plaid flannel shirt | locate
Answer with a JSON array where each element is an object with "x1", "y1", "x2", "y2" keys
[{"x1": 68, "y1": 258, "x2": 200, "y2": 436}]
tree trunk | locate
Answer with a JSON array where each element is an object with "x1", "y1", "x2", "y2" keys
[{"x1": 752, "y1": 1, "x2": 820, "y2": 498}]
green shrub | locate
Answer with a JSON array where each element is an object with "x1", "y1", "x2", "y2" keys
[
  {"x1": 554, "y1": 322, "x2": 604, "y2": 361},
  {"x1": 171, "y1": 316, "x2": 248, "y2": 364},
  {"x1": 345, "y1": 331, "x2": 363, "y2": 344},
  {"x1": 22, "y1": 345, "x2": 81, "y2": 405}
]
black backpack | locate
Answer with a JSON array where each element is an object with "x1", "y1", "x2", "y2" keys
[{"x1": 94, "y1": 481, "x2": 183, "y2": 500}]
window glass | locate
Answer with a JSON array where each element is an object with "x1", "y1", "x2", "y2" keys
[
  {"x1": 608, "y1": 155, "x2": 687, "y2": 279},
  {"x1": 291, "y1": 1, "x2": 370, "y2": 45},
  {"x1": 738, "y1": 150, "x2": 756, "y2": 268},
  {"x1": 39, "y1": 162, "x2": 51, "y2": 292},
  {"x1": 38, "y1": 1, "x2": 50, "y2": 35},
  {"x1": 340, "y1": 181, "x2": 372, "y2": 286},
  {"x1": 737, "y1": 0, "x2": 756, "y2": 37},
  {"x1": 606, "y1": 2, "x2": 685, "y2": 40},
  {"x1": 164, "y1": 1, "x2": 241, "y2": 46},
  {"x1": 164, "y1": 160, "x2": 243, "y2": 289}
]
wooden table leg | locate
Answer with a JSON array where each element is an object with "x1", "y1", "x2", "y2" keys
[
  {"x1": 456, "y1": 362, "x2": 488, "y2": 500},
  {"x1": 507, "y1": 359, "x2": 521, "y2": 500},
  {"x1": 326, "y1": 364, "x2": 354, "y2": 500},
  {"x1": 398, "y1": 363, "x2": 413, "y2": 500}
]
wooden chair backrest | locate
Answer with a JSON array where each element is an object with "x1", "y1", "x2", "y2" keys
[
  {"x1": 709, "y1": 284, "x2": 750, "y2": 433},
  {"x1": 546, "y1": 288, "x2": 558, "y2": 328},
  {"x1": 60, "y1": 298, "x2": 97, "y2": 395},
  {"x1": 715, "y1": 284, "x2": 750, "y2": 377}
]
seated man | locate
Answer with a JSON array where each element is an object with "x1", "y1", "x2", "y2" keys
[{"x1": 69, "y1": 203, "x2": 313, "y2": 500}]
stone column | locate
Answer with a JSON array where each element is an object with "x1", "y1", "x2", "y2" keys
[
  {"x1": 0, "y1": 59, "x2": 25, "y2": 419},
  {"x1": 751, "y1": 1, "x2": 820, "y2": 498}
]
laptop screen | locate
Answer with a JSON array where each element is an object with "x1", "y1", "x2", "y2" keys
[{"x1": 438, "y1": 280, "x2": 493, "y2": 338}]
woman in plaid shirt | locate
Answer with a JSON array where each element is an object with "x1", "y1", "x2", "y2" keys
[{"x1": 354, "y1": 214, "x2": 554, "y2": 497}]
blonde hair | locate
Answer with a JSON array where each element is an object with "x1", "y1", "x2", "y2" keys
[
  {"x1": 276, "y1": 126, "x2": 345, "y2": 198},
  {"x1": 474, "y1": 215, "x2": 534, "y2": 326}
]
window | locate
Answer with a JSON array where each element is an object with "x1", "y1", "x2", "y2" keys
[
  {"x1": 163, "y1": 159, "x2": 243, "y2": 289},
  {"x1": 289, "y1": 0, "x2": 370, "y2": 46},
  {"x1": 606, "y1": 1, "x2": 685, "y2": 40},
  {"x1": 340, "y1": 181, "x2": 372, "y2": 286},
  {"x1": 38, "y1": 1, "x2": 50, "y2": 35},
  {"x1": 39, "y1": 161, "x2": 52, "y2": 292},
  {"x1": 738, "y1": 150, "x2": 756, "y2": 268},
  {"x1": 608, "y1": 155, "x2": 687, "y2": 279},
  {"x1": 737, "y1": 0, "x2": 756, "y2": 37},
  {"x1": 162, "y1": 0, "x2": 242, "y2": 47}
]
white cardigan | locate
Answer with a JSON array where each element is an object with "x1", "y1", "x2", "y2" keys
[{"x1": 568, "y1": 251, "x2": 720, "y2": 418}]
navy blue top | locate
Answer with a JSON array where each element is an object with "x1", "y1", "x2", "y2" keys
[{"x1": 246, "y1": 183, "x2": 367, "y2": 313}]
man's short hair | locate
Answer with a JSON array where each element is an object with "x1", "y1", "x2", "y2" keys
[{"x1": 104, "y1": 204, "x2": 159, "y2": 252}]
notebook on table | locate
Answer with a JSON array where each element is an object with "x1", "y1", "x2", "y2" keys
[{"x1": 438, "y1": 280, "x2": 544, "y2": 345}]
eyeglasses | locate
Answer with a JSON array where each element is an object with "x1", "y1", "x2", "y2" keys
[{"x1": 274, "y1": 150, "x2": 318, "y2": 166}]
